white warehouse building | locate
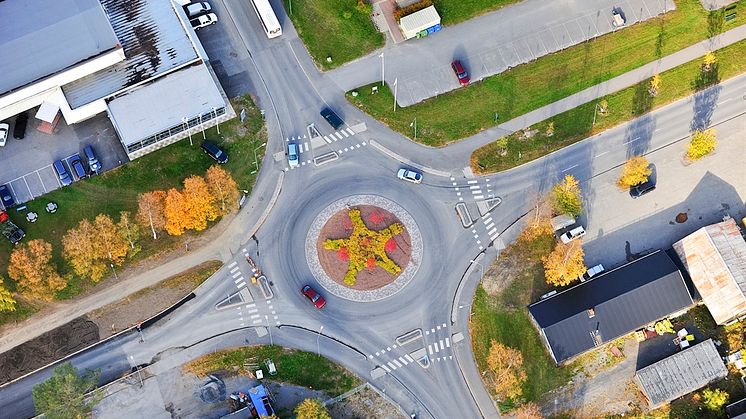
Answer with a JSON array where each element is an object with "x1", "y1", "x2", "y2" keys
[{"x1": 0, "y1": 0, "x2": 233, "y2": 159}]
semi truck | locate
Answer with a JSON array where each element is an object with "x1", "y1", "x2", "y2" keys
[{"x1": 0, "y1": 210, "x2": 25, "y2": 245}]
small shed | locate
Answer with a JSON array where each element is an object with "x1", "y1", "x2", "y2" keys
[
  {"x1": 635, "y1": 339, "x2": 727, "y2": 408},
  {"x1": 399, "y1": 5, "x2": 441, "y2": 40},
  {"x1": 673, "y1": 217, "x2": 746, "y2": 324}
]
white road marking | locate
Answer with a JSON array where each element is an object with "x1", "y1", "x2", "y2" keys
[
  {"x1": 252, "y1": 319, "x2": 262, "y2": 324},
  {"x1": 236, "y1": 282, "x2": 246, "y2": 288},
  {"x1": 428, "y1": 345, "x2": 433, "y2": 355},
  {"x1": 301, "y1": 161, "x2": 306, "y2": 166},
  {"x1": 474, "y1": 195, "x2": 484, "y2": 200},
  {"x1": 335, "y1": 132, "x2": 343, "y2": 139},
  {"x1": 305, "y1": 143, "x2": 310, "y2": 151},
  {"x1": 392, "y1": 359, "x2": 402, "y2": 367},
  {"x1": 368, "y1": 355, "x2": 374, "y2": 359},
  {"x1": 440, "y1": 340, "x2": 444, "y2": 350},
  {"x1": 479, "y1": 245, "x2": 484, "y2": 250},
  {"x1": 434, "y1": 344, "x2": 439, "y2": 353},
  {"x1": 623, "y1": 136, "x2": 641, "y2": 145},
  {"x1": 490, "y1": 231, "x2": 500, "y2": 240},
  {"x1": 459, "y1": 197, "x2": 463, "y2": 201},
  {"x1": 392, "y1": 345, "x2": 397, "y2": 349},
  {"x1": 356, "y1": 144, "x2": 361, "y2": 148},
  {"x1": 251, "y1": 314, "x2": 260, "y2": 319},
  {"x1": 450, "y1": 177, "x2": 455, "y2": 181},
  {"x1": 431, "y1": 328, "x2": 435, "y2": 333},
  {"x1": 488, "y1": 228, "x2": 497, "y2": 236},
  {"x1": 399, "y1": 356, "x2": 408, "y2": 365},
  {"x1": 477, "y1": 240, "x2": 481, "y2": 245},
  {"x1": 376, "y1": 351, "x2": 380, "y2": 356},
  {"x1": 246, "y1": 304, "x2": 255, "y2": 309},
  {"x1": 437, "y1": 325, "x2": 441, "y2": 330},
  {"x1": 482, "y1": 216, "x2": 493, "y2": 224},
  {"x1": 456, "y1": 192, "x2": 461, "y2": 196},
  {"x1": 405, "y1": 354, "x2": 414, "y2": 362},
  {"x1": 562, "y1": 164, "x2": 578, "y2": 172},
  {"x1": 596, "y1": 150, "x2": 610, "y2": 157},
  {"x1": 346, "y1": 128, "x2": 355, "y2": 135},
  {"x1": 471, "y1": 229, "x2": 477, "y2": 233},
  {"x1": 228, "y1": 261, "x2": 237, "y2": 268},
  {"x1": 386, "y1": 347, "x2": 391, "y2": 351},
  {"x1": 234, "y1": 278, "x2": 243, "y2": 284},
  {"x1": 341, "y1": 130, "x2": 350, "y2": 138},
  {"x1": 362, "y1": 141, "x2": 367, "y2": 146},
  {"x1": 381, "y1": 364, "x2": 391, "y2": 373},
  {"x1": 323, "y1": 136, "x2": 331, "y2": 144},
  {"x1": 387, "y1": 362, "x2": 397, "y2": 370},
  {"x1": 467, "y1": 180, "x2": 478, "y2": 184},
  {"x1": 486, "y1": 223, "x2": 495, "y2": 231},
  {"x1": 248, "y1": 309, "x2": 258, "y2": 314}
]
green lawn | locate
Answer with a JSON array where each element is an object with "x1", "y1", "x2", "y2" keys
[
  {"x1": 0, "y1": 95, "x2": 265, "y2": 310},
  {"x1": 184, "y1": 345, "x2": 361, "y2": 397},
  {"x1": 283, "y1": 0, "x2": 384, "y2": 70},
  {"x1": 472, "y1": 36, "x2": 746, "y2": 173},
  {"x1": 347, "y1": 0, "x2": 746, "y2": 147},
  {"x1": 471, "y1": 234, "x2": 573, "y2": 407},
  {"x1": 433, "y1": 0, "x2": 522, "y2": 26}
]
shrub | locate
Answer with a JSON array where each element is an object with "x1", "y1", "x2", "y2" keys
[
  {"x1": 617, "y1": 156, "x2": 652, "y2": 188},
  {"x1": 687, "y1": 129, "x2": 717, "y2": 160}
]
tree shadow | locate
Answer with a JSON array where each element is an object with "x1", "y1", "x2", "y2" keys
[
  {"x1": 655, "y1": 17, "x2": 666, "y2": 58},
  {"x1": 624, "y1": 81, "x2": 657, "y2": 158},
  {"x1": 707, "y1": 9, "x2": 725, "y2": 39},
  {"x1": 691, "y1": 64, "x2": 721, "y2": 131}
]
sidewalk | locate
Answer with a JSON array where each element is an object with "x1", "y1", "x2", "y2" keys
[{"x1": 441, "y1": 23, "x2": 746, "y2": 167}]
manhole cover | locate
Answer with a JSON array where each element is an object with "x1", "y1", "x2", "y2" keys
[{"x1": 675, "y1": 213, "x2": 688, "y2": 223}]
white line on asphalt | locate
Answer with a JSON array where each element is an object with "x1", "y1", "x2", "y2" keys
[
  {"x1": 405, "y1": 354, "x2": 414, "y2": 362},
  {"x1": 471, "y1": 229, "x2": 477, "y2": 233},
  {"x1": 335, "y1": 132, "x2": 343, "y2": 139},
  {"x1": 246, "y1": 304, "x2": 255, "y2": 309},
  {"x1": 301, "y1": 162, "x2": 306, "y2": 166},
  {"x1": 376, "y1": 351, "x2": 380, "y2": 356},
  {"x1": 271, "y1": 311, "x2": 276, "y2": 315},
  {"x1": 474, "y1": 195, "x2": 484, "y2": 200},
  {"x1": 232, "y1": 272, "x2": 241, "y2": 278},
  {"x1": 323, "y1": 136, "x2": 331, "y2": 144},
  {"x1": 437, "y1": 325, "x2": 441, "y2": 330},
  {"x1": 341, "y1": 130, "x2": 350, "y2": 138},
  {"x1": 307, "y1": 160, "x2": 311, "y2": 164},
  {"x1": 399, "y1": 357, "x2": 408, "y2": 365},
  {"x1": 273, "y1": 316, "x2": 278, "y2": 320},
  {"x1": 381, "y1": 364, "x2": 391, "y2": 373},
  {"x1": 488, "y1": 228, "x2": 497, "y2": 236},
  {"x1": 479, "y1": 245, "x2": 484, "y2": 250},
  {"x1": 228, "y1": 261, "x2": 237, "y2": 268},
  {"x1": 467, "y1": 180, "x2": 478, "y2": 184},
  {"x1": 431, "y1": 328, "x2": 435, "y2": 333},
  {"x1": 392, "y1": 344, "x2": 397, "y2": 349},
  {"x1": 346, "y1": 128, "x2": 355, "y2": 135},
  {"x1": 362, "y1": 141, "x2": 367, "y2": 146},
  {"x1": 333, "y1": 136, "x2": 338, "y2": 142},
  {"x1": 234, "y1": 277, "x2": 243, "y2": 284},
  {"x1": 486, "y1": 223, "x2": 495, "y2": 231},
  {"x1": 596, "y1": 151, "x2": 609, "y2": 157},
  {"x1": 623, "y1": 136, "x2": 641, "y2": 145},
  {"x1": 248, "y1": 309, "x2": 258, "y2": 314},
  {"x1": 237, "y1": 307, "x2": 242, "y2": 311},
  {"x1": 476, "y1": 240, "x2": 482, "y2": 244},
  {"x1": 392, "y1": 359, "x2": 402, "y2": 367},
  {"x1": 469, "y1": 185, "x2": 479, "y2": 190},
  {"x1": 719, "y1": 98, "x2": 732, "y2": 104},
  {"x1": 236, "y1": 282, "x2": 246, "y2": 288},
  {"x1": 440, "y1": 341, "x2": 444, "y2": 350},
  {"x1": 456, "y1": 192, "x2": 461, "y2": 196},
  {"x1": 344, "y1": 147, "x2": 349, "y2": 152},
  {"x1": 252, "y1": 319, "x2": 262, "y2": 324},
  {"x1": 446, "y1": 338, "x2": 451, "y2": 347},
  {"x1": 425, "y1": 330, "x2": 429, "y2": 335},
  {"x1": 386, "y1": 347, "x2": 391, "y2": 351},
  {"x1": 305, "y1": 143, "x2": 310, "y2": 151},
  {"x1": 459, "y1": 197, "x2": 463, "y2": 201},
  {"x1": 267, "y1": 300, "x2": 272, "y2": 304},
  {"x1": 450, "y1": 177, "x2": 455, "y2": 181},
  {"x1": 473, "y1": 234, "x2": 479, "y2": 239},
  {"x1": 490, "y1": 232, "x2": 500, "y2": 241},
  {"x1": 562, "y1": 164, "x2": 578, "y2": 172},
  {"x1": 452, "y1": 182, "x2": 457, "y2": 186},
  {"x1": 428, "y1": 345, "x2": 433, "y2": 355},
  {"x1": 387, "y1": 362, "x2": 397, "y2": 370},
  {"x1": 368, "y1": 355, "x2": 374, "y2": 359},
  {"x1": 482, "y1": 217, "x2": 493, "y2": 225},
  {"x1": 356, "y1": 144, "x2": 361, "y2": 148},
  {"x1": 434, "y1": 344, "x2": 439, "y2": 353},
  {"x1": 239, "y1": 317, "x2": 243, "y2": 321},
  {"x1": 251, "y1": 314, "x2": 260, "y2": 319}
]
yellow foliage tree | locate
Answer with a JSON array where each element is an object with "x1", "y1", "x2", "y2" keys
[
  {"x1": 649, "y1": 74, "x2": 661, "y2": 97},
  {"x1": 687, "y1": 128, "x2": 717, "y2": 160},
  {"x1": 117, "y1": 211, "x2": 141, "y2": 257},
  {"x1": 164, "y1": 188, "x2": 190, "y2": 236},
  {"x1": 513, "y1": 403, "x2": 544, "y2": 419},
  {"x1": 8, "y1": 239, "x2": 66, "y2": 301},
  {"x1": 205, "y1": 165, "x2": 239, "y2": 216},
  {"x1": 0, "y1": 281, "x2": 17, "y2": 312},
  {"x1": 549, "y1": 175, "x2": 583, "y2": 217},
  {"x1": 62, "y1": 219, "x2": 104, "y2": 281},
  {"x1": 617, "y1": 156, "x2": 652, "y2": 188},
  {"x1": 486, "y1": 340, "x2": 527, "y2": 400},
  {"x1": 702, "y1": 51, "x2": 717, "y2": 71},
  {"x1": 542, "y1": 241, "x2": 586, "y2": 287},
  {"x1": 520, "y1": 195, "x2": 553, "y2": 242},
  {"x1": 294, "y1": 399, "x2": 330, "y2": 419},
  {"x1": 94, "y1": 214, "x2": 128, "y2": 267},
  {"x1": 137, "y1": 190, "x2": 166, "y2": 240},
  {"x1": 183, "y1": 175, "x2": 218, "y2": 231}
]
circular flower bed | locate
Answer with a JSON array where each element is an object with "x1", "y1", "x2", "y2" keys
[{"x1": 316, "y1": 205, "x2": 411, "y2": 291}]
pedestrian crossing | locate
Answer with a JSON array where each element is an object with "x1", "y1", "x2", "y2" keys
[
  {"x1": 284, "y1": 128, "x2": 365, "y2": 171},
  {"x1": 368, "y1": 323, "x2": 455, "y2": 373},
  {"x1": 225, "y1": 249, "x2": 281, "y2": 328}
]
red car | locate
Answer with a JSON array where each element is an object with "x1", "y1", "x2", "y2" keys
[
  {"x1": 451, "y1": 60, "x2": 470, "y2": 86},
  {"x1": 301, "y1": 285, "x2": 326, "y2": 309}
]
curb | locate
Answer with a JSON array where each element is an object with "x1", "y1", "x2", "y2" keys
[{"x1": 369, "y1": 139, "x2": 452, "y2": 177}]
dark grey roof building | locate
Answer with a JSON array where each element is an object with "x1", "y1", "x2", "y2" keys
[
  {"x1": 635, "y1": 339, "x2": 727, "y2": 408},
  {"x1": 528, "y1": 250, "x2": 695, "y2": 364}
]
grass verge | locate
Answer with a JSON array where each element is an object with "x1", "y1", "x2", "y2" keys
[
  {"x1": 472, "y1": 36, "x2": 746, "y2": 173},
  {"x1": 471, "y1": 233, "x2": 574, "y2": 406},
  {"x1": 433, "y1": 0, "x2": 522, "y2": 26},
  {"x1": 0, "y1": 95, "x2": 265, "y2": 309},
  {"x1": 283, "y1": 0, "x2": 384, "y2": 70},
  {"x1": 347, "y1": 0, "x2": 746, "y2": 147},
  {"x1": 183, "y1": 345, "x2": 361, "y2": 397},
  {"x1": 130, "y1": 260, "x2": 222, "y2": 300}
]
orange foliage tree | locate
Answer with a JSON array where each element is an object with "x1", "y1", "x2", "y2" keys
[
  {"x1": 205, "y1": 165, "x2": 239, "y2": 216},
  {"x1": 182, "y1": 175, "x2": 218, "y2": 231},
  {"x1": 8, "y1": 239, "x2": 66, "y2": 301},
  {"x1": 137, "y1": 190, "x2": 166, "y2": 240},
  {"x1": 164, "y1": 188, "x2": 191, "y2": 236}
]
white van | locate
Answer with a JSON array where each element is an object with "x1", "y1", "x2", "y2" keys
[
  {"x1": 560, "y1": 225, "x2": 586, "y2": 243},
  {"x1": 184, "y1": 2, "x2": 211, "y2": 18}
]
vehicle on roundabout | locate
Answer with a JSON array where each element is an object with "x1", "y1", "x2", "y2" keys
[
  {"x1": 301, "y1": 285, "x2": 326, "y2": 309},
  {"x1": 397, "y1": 168, "x2": 423, "y2": 184}
]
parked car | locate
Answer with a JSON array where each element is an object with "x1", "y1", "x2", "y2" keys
[
  {"x1": 53, "y1": 160, "x2": 73, "y2": 186},
  {"x1": 84, "y1": 145, "x2": 102, "y2": 173},
  {"x1": 13, "y1": 112, "x2": 28, "y2": 139},
  {"x1": 397, "y1": 168, "x2": 423, "y2": 184},
  {"x1": 580, "y1": 264, "x2": 605, "y2": 282},
  {"x1": 190, "y1": 12, "x2": 218, "y2": 30},
  {"x1": 301, "y1": 285, "x2": 326, "y2": 309},
  {"x1": 320, "y1": 107, "x2": 344, "y2": 130},
  {"x1": 69, "y1": 154, "x2": 87, "y2": 180},
  {"x1": 0, "y1": 123, "x2": 8, "y2": 147},
  {"x1": 560, "y1": 225, "x2": 586, "y2": 243},
  {"x1": 184, "y1": 1, "x2": 211, "y2": 17},
  {"x1": 287, "y1": 143, "x2": 299, "y2": 168},
  {"x1": 0, "y1": 184, "x2": 15, "y2": 208},
  {"x1": 630, "y1": 178, "x2": 656, "y2": 198},
  {"x1": 451, "y1": 60, "x2": 470, "y2": 86},
  {"x1": 201, "y1": 140, "x2": 228, "y2": 164}
]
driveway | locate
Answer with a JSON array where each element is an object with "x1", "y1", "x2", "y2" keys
[{"x1": 328, "y1": 0, "x2": 674, "y2": 106}]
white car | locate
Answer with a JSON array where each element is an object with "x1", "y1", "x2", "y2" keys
[
  {"x1": 0, "y1": 123, "x2": 8, "y2": 146},
  {"x1": 190, "y1": 12, "x2": 218, "y2": 30},
  {"x1": 184, "y1": 1, "x2": 211, "y2": 18},
  {"x1": 397, "y1": 168, "x2": 422, "y2": 184},
  {"x1": 287, "y1": 143, "x2": 299, "y2": 168},
  {"x1": 580, "y1": 264, "x2": 605, "y2": 282},
  {"x1": 560, "y1": 225, "x2": 586, "y2": 244}
]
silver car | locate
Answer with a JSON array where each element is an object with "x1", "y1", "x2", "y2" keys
[
  {"x1": 287, "y1": 143, "x2": 299, "y2": 168},
  {"x1": 397, "y1": 168, "x2": 422, "y2": 184}
]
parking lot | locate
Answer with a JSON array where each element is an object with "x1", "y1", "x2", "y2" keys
[{"x1": 0, "y1": 112, "x2": 127, "y2": 210}]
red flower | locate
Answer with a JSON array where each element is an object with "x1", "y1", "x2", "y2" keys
[
  {"x1": 385, "y1": 238, "x2": 397, "y2": 252},
  {"x1": 338, "y1": 247, "x2": 349, "y2": 261},
  {"x1": 369, "y1": 210, "x2": 385, "y2": 225},
  {"x1": 366, "y1": 257, "x2": 376, "y2": 270}
]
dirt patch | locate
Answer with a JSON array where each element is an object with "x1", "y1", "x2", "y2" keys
[
  {"x1": 0, "y1": 317, "x2": 100, "y2": 384},
  {"x1": 316, "y1": 205, "x2": 411, "y2": 291},
  {"x1": 676, "y1": 212, "x2": 688, "y2": 223},
  {"x1": 327, "y1": 386, "x2": 407, "y2": 419}
]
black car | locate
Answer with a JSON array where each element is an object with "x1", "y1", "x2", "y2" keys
[
  {"x1": 201, "y1": 140, "x2": 228, "y2": 164},
  {"x1": 13, "y1": 112, "x2": 28, "y2": 139},
  {"x1": 320, "y1": 107, "x2": 344, "y2": 130},
  {"x1": 0, "y1": 184, "x2": 15, "y2": 208},
  {"x1": 69, "y1": 154, "x2": 87, "y2": 180},
  {"x1": 630, "y1": 179, "x2": 656, "y2": 198}
]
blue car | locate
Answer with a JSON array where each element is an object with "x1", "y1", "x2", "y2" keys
[
  {"x1": 0, "y1": 184, "x2": 14, "y2": 208},
  {"x1": 53, "y1": 160, "x2": 73, "y2": 186}
]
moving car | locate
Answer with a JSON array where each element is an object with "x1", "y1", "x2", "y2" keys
[
  {"x1": 0, "y1": 184, "x2": 14, "y2": 208},
  {"x1": 0, "y1": 123, "x2": 8, "y2": 147},
  {"x1": 84, "y1": 145, "x2": 102, "y2": 173},
  {"x1": 320, "y1": 107, "x2": 344, "y2": 130},
  {"x1": 190, "y1": 12, "x2": 218, "y2": 30},
  {"x1": 397, "y1": 168, "x2": 423, "y2": 184},
  {"x1": 69, "y1": 154, "x2": 87, "y2": 180},
  {"x1": 580, "y1": 264, "x2": 605, "y2": 282},
  {"x1": 287, "y1": 143, "x2": 299, "y2": 168},
  {"x1": 13, "y1": 112, "x2": 28, "y2": 139},
  {"x1": 451, "y1": 60, "x2": 470, "y2": 86},
  {"x1": 184, "y1": 1, "x2": 211, "y2": 17},
  {"x1": 301, "y1": 285, "x2": 326, "y2": 309},
  {"x1": 630, "y1": 179, "x2": 656, "y2": 198},
  {"x1": 53, "y1": 160, "x2": 73, "y2": 186},
  {"x1": 559, "y1": 225, "x2": 586, "y2": 244},
  {"x1": 201, "y1": 140, "x2": 228, "y2": 164}
]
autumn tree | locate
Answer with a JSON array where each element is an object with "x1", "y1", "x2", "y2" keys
[
  {"x1": 702, "y1": 51, "x2": 717, "y2": 72},
  {"x1": 183, "y1": 175, "x2": 218, "y2": 231},
  {"x1": 94, "y1": 214, "x2": 128, "y2": 267},
  {"x1": 63, "y1": 219, "x2": 103, "y2": 281},
  {"x1": 702, "y1": 388, "x2": 728, "y2": 411},
  {"x1": 520, "y1": 194, "x2": 553, "y2": 242},
  {"x1": 549, "y1": 175, "x2": 583, "y2": 217},
  {"x1": 0, "y1": 280, "x2": 17, "y2": 312},
  {"x1": 164, "y1": 188, "x2": 190, "y2": 236},
  {"x1": 137, "y1": 190, "x2": 166, "y2": 240},
  {"x1": 205, "y1": 165, "x2": 240, "y2": 216},
  {"x1": 617, "y1": 156, "x2": 652, "y2": 188},
  {"x1": 687, "y1": 128, "x2": 717, "y2": 160},
  {"x1": 486, "y1": 340, "x2": 527, "y2": 400},
  {"x1": 8, "y1": 239, "x2": 66, "y2": 301},
  {"x1": 32, "y1": 362, "x2": 101, "y2": 419},
  {"x1": 294, "y1": 398, "x2": 331, "y2": 419},
  {"x1": 648, "y1": 74, "x2": 661, "y2": 97},
  {"x1": 513, "y1": 403, "x2": 544, "y2": 419},
  {"x1": 117, "y1": 211, "x2": 141, "y2": 257},
  {"x1": 542, "y1": 241, "x2": 586, "y2": 287}
]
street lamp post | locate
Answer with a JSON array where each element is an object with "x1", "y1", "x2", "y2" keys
[
  {"x1": 129, "y1": 356, "x2": 143, "y2": 387},
  {"x1": 316, "y1": 325, "x2": 324, "y2": 357},
  {"x1": 379, "y1": 53, "x2": 385, "y2": 86},
  {"x1": 252, "y1": 142, "x2": 267, "y2": 175},
  {"x1": 410, "y1": 117, "x2": 417, "y2": 141}
]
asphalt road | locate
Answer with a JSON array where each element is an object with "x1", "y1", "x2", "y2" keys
[{"x1": 1, "y1": 1, "x2": 745, "y2": 418}]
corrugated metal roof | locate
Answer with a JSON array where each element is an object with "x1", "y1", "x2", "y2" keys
[
  {"x1": 635, "y1": 339, "x2": 727, "y2": 407},
  {"x1": 399, "y1": 5, "x2": 441, "y2": 32},
  {"x1": 0, "y1": 0, "x2": 120, "y2": 95},
  {"x1": 107, "y1": 63, "x2": 225, "y2": 145},
  {"x1": 528, "y1": 251, "x2": 694, "y2": 363},
  {"x1": 61, "y1": 0, "x2": 198, "y2": 108},
  {"x1": 673, "y1": 218, "x2": 746, "y2": 324}
]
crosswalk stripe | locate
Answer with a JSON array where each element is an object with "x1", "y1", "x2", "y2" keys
[
  {"x1": 346, "y1": 128, "x2": 355, "y2": 135},
  {"x1": 467, "y1": 180, "x2": 478, "y2": 184},
  {"x1": 482, "y1": 216, "x2": 492, "y2": 224},
  {"x1": 405, "y1": 354, "x2": 414, "y2": 362},
  {"x1": 247, "y1": 309, "x2": 258, "y2": 314},
  {"x1": 434, "y1": 343, "x2": 439, "y2": 353},
  {"x1": 341, "y1": 130, "x2": 350, "y2": 137},
  {"x1": 428, "y1": 345, "x2": 433, "y2": 355},
  {"x1": 234, "y1": 277, "x2": 243, "y2": 284},
  {"x1": 323, "y1": 136, "x2": 331, "y2": 144},
  {"x1": 392, "y1": 359, "x2": 402, "y2": 367},
  {"x1": 387, "y1": 362, "x2": 397, "y2": 370},
  {"x1": 230, "y1": 267, "x2": 239, "y2": 273},
  {"x1": 445, "y1": 338, "x2": 451, "y2": 348},
  {"x1": 490, "y1": 232, "x2": 500, "y2": 240},
  {"x1": 381, "y1": 364, "x2": 391, "y2": 373},
  {"x1": 375, "y1": 351, "x2": 380, "y2": 356},
  {"x1": 474, "y1": 195, "x2": 484, "y2": 200},
  {"x1": 398, "y1": 357, "x2": 408, "y2": 365},
  {"x1": 335, "y1": 132, "x2": 343, "y2": 140},
  {"x1": 488, "y1": 227, "x2": 497, "y2": 236},
  {"x1": 228, "y1": 261, "x2": 237, "y2": 268},
  {"x1": 232, "y1": 271, "x2": 241, "y2": 278},
  {"x1": 486, "y1": 222, "x2": 495, "y2": 230},
  {"x1": 252, "y1": 319, "x2": 262, "y2": 324},
  {"x1": 469, "y1": 185, "x2": 480, "y2": 190},
  {"x1": 440, "y1": 340, "x2": 444, "y2": 350},
  {"x1": 250, "y1": 314, "x2": 260, "y2": 319},
  {"x1": 236, "y1": 282, "x2": 246, "y2": 288},
  {"x1": 471, "y1": 190, "x2": 482, "y2": 194},
  {"x1": 304, "y1": 143, "x2": 309, "y2": 151}
]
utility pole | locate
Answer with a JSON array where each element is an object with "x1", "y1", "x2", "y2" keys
[{"x1": 379, "y1": 53, "x2": 385, "y2": 86}]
